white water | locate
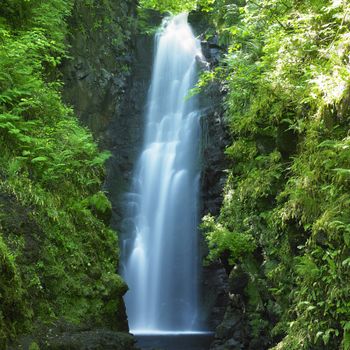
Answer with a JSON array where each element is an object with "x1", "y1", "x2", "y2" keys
[{"x1": 121, "y1": 13, "x2": 203, "y2": 334}]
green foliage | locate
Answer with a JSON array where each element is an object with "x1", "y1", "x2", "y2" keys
[
  {"x1": 137, "y1": 0, "x2": 215, "y2": 36},
  {"x1": 0, "y1": 0, "x2": 127, "y2": 346},
  {"x1": 202, "y1": 0, "x2": 350, "y2": 348},
  {"x1": 139, "y1": 0, "x2": 215, "y2": 14},
  {"x1": 0, "y1": 234, "x2": 29, "y2": 345},
  {"x1": 201, "y1": 214, "x2": 256, "y2": 264},
  {"x1": 29, "y1": 342, "x2": 40, "y2": 350}
]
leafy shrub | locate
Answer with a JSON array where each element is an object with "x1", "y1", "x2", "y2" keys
[
  {"x1": 0, "y1": 0, "x2": 128, "y2": 345},
  {"x1": 192, "y1": 0, "x2": 350, "y2": 348}
]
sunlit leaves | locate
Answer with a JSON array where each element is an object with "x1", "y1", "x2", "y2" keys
[
  {"x1": 0, "y1": 0, "x2": 123, "y2": 344},
  {"x1": 139, "y1": 0, "x2": 215, "y2": 14},
  {"x1": 201, "y1": 214, "x2": 256, "y2": 264},
  {"x1": 199, "y1": 0, "x2": 350, "y2": 348}
]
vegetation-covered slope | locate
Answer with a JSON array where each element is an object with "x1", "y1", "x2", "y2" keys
[
  {"x1": 202, "y1": 1, "x2": 350, "y2": 349},
  {"x1": 141, "y1": 0, "x2": 350, "y2": 349},
  {"x1": 2, "y1": 0, "x2": 350, "y2": 349},
  {"x1": 0, "y1": 0, "x2": 130, "y2": 347}
]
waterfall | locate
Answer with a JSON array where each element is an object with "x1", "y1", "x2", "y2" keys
[{"x1": 121, "y1": 13, "x2": 203, "y2": 334}]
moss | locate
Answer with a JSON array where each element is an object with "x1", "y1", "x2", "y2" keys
[
  {"x1": 29, "y1": 342, "x2": 40, "y2": 350},
  {"x1": 198, "y1": 0, "x2": 350, "y2": 348},
  {"x1": 0, "y1": 0, "x2": 130, "y2": 346}
]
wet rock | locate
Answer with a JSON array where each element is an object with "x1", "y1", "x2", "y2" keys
[
  {"x1": 201, "y1": 38, "x2": 225, "y2": 67},
  {"x1": 196, "y1": 25, "x2": 231, "y2": 332},
  {"x1": 215, "y1": 314, "x2": 241, "y2": 339},
  {"x1": 61, "y1": 0, "x2": 137, "y2": 149},
  {"x1": 10, "y1": 329, "x2": 137, "y2": 350},
  {"x1": 200, "y1": 262, "x2": 229, "y2": 330},
  {"x1": 228, "y1": 266, "x2": 249, "y2": 296},
  {"x1": 42, "y1": 330, "x2": 136, "y2": 350},
  {"x1": 105, "y1": 31, "x2": 154, "y2": 233},
  {"x1": 210, "y1": 296, "x2": 247, "y2": 350}
]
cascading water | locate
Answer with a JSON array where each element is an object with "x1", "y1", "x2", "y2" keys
[{"x1": 121, "y1": 13, "x2": 204, "y2": 334}]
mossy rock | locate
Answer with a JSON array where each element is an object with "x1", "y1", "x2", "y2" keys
[
  {"x1": 42, "y1": 330, "x2": 136, "y2": 350},
  {"x1": 228, "y1": 266, "x2": 249, "y2": 296}
]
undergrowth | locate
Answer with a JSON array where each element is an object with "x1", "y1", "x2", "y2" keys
[{"x1": 0, "y1": 0, "x2": 128, "y2": 347}]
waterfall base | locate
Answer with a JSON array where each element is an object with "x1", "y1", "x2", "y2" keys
[
  {"x1": 131, "y1": 331, "x2": 213, "y2": 336},
  {"x1": 135, "y1": 333, "x2": 214, "y2": 350}
]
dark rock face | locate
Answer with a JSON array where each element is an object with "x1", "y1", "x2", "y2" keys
[
  {"x1": 104, "y1": 11, "x2": 163, "y2": 234},
  {"x1": 105, "y1": 32, "x2": 154, "y2": 232},
  {"x1": 210, "y1": 268, "x2": 250, "y2": 350},
  {"x1": 200, "y1": 262, "x2": 229, "y2": 331},
  {"x1": 200, "y1": 81, "x2": 229, "y2": 216},
  {"x1": 41, "y1": 330, "x2": 136, "y2": 350},
  {"x1": 10, "y1": 328, "x2": 137, "y2": 350},
  {"x1": 228, "y1": 266, "x2": 249, "y2": 296},
  {"x1": 196, "y1": 34, "x2": 231, "y2": 331},
  {"x1": 61, "y1": 1, "x2": 136, "y2": 149}
]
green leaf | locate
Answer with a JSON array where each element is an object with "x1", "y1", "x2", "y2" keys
[{"x1": 31, "y1": 156, "x2": 48, "y2": 163}]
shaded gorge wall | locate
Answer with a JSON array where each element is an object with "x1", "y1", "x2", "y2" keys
[
  {"x1": 61, "y1": 0, "x2": 140, "y2": 333},
  {"x1": 63, "y1": 5, "x2": 230, "y2": 334}
]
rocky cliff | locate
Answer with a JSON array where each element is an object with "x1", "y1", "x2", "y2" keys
[{"x1": 62, "y1": 4, "x2": 235, "y2": 344}]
